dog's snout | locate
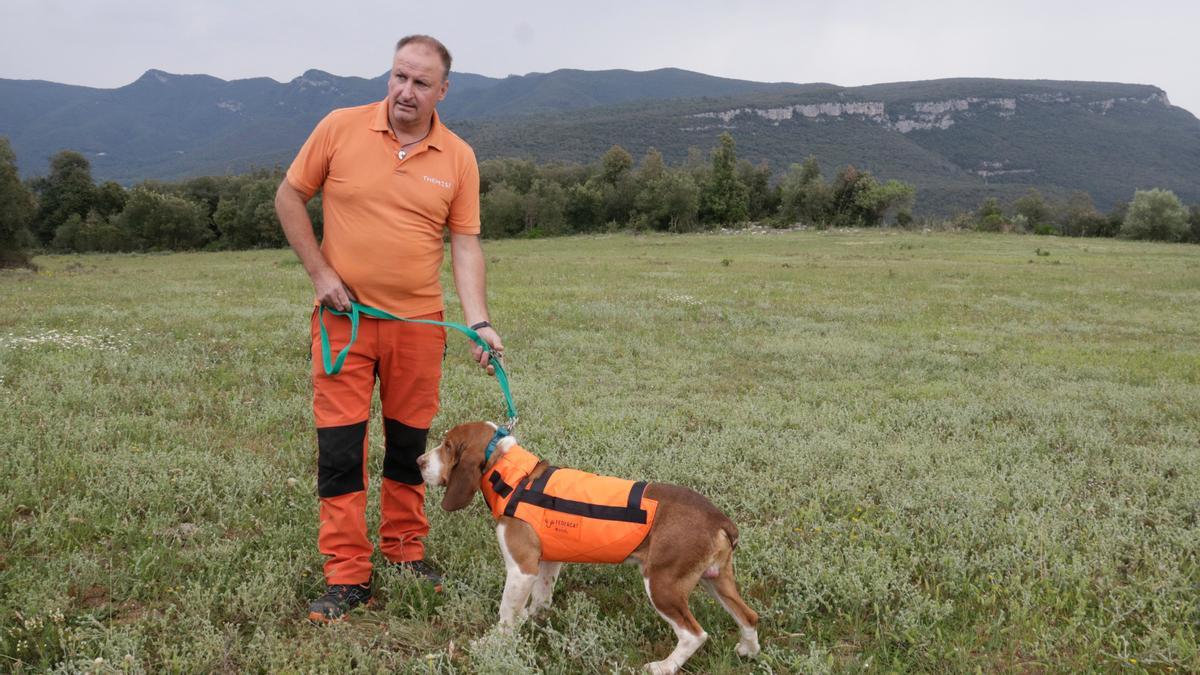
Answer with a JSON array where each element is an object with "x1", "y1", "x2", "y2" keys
[{"x1": 416, "y1": 453, "x2": 427, "y2": 469}]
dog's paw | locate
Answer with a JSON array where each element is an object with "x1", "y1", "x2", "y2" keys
[
  {"x1": 736, "y1": 629, "x2": 760, "y2": 657},
  {"x1": 643, "y1": 660, "x2": 679, "y2": 675},
  {"x1": 736, "y1": 640, "x2": 760, "y2": 658}
]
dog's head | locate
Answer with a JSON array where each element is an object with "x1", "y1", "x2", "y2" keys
[{"x1": 417, "y1": 421, "x2": 502, "y2": 511}]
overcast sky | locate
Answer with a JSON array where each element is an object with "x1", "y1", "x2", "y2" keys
[{"x1": 3, "y1": 0, "x2": 1198, "y2": 116}]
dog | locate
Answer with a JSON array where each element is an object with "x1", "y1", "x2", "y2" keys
[{"x1": 417, "y1": 421, "x2": 759, "y2": 674}]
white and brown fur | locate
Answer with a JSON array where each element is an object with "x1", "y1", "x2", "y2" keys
[{"x1": 417, "y1": 421, "x2": 759, "y2": 674}]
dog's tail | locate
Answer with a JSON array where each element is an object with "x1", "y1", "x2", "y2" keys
[
  {"x1": 703, "y1": 518, "x2": 743, "y2": 579},
  {"x1": 721, "y1": 518, "x2": 740, "y2": 550}
]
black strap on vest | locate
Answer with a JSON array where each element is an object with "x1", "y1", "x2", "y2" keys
[
  {"x1": 527, "y1": 466, "x2": 557, "y2": 493},
  {"x1": 502, "y1": 467, "x2": 650, "y2": 524},
  {"x1": 487, "y1": 470, "x2": 514, "y2": 498}
]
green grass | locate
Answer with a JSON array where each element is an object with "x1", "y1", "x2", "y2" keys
[{"x1": 2, "y1": 231, "x2": 1198, "y2": 673}]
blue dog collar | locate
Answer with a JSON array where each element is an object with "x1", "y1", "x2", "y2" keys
[{"x1": 484, "y1": 426, "x2": 510, "y2": 462}]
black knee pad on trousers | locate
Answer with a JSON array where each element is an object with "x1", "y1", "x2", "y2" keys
[
  {"x1": 317, "y1": 421, "x2": 367, "y2": 498},
  {"x1": 383, "y1": 418, "x2": 427, "y2": 485}
]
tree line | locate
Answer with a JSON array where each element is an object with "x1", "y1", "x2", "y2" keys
[
  {"x1": 0, "y1": 137, "x2": 324, "y2": 266},
  {"x1": 2, "y1": 131, "x2": 1197, "y2": 268},
  {"x1": 962, "y1": 188, "x2": 1200, "y2": 242},
  {"x1": 0, "y1": 133, "x2": 915, "y2": 264},
  {"x1": 478, "y1": 133, "x2": 915, "y2": 237}
]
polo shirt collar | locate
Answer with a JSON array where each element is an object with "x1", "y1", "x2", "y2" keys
[{"x1": 370, "y1": 99, "x2": 445, "y2": 151}]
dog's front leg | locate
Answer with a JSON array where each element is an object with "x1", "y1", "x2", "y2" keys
[
  {"x1": 496, "y1": 521, "x2": 539, "y2": 628},
  {"x1": 499, "y1": 567, "x2": 537, "y2": 627}
]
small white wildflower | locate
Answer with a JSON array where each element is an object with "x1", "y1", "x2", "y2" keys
[
  {"x1": 657, "y1": 293, "x2": 702, "y2": 307},
  {"x1": 0, "y1": 329, "x2": 129, "y2": 353}
]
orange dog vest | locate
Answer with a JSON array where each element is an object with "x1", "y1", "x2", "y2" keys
[{"x1": 480, "y1": 445, "x2": 659, "y2": 563}]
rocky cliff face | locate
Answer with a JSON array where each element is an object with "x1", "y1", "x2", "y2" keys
[{"x1": 686, "y1": 91, "x2": 1170, "y2": 134}]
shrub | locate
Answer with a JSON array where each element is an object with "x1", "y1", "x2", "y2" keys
[
  {"x1": 0, "y1": 137, "x2": 35, "y2": 267},
  {"x1": 1012, "y1": 189, "x2": 1053, "y2": 232},
  {"x1": 636, "y1": 169, "x2": 700, "y2": 231},
  {"x1": 524, "y1": 178, "x2": 569, "y2": 236},
  {"x1": 480, "y1": 182, "x2": 525, "y2": 238},
  {"x1": 116, "y1": 188, "x2": 211, "y2": 250},
  {"x1": 214, "y1": 179, "x2": 284, "y2": 249},
  {"x1": 778, "y1": 157, "x2": 831, "y2": 227},
  {"x1": 30, "y1": 150, "x2": 95, "y2": 245},
  {"x1": 698, "y1": 133, "x2": 749, "y2": 225},
  {"x1": 1121, "y1": 189, "x2": 1189, "y2": 241},
  {"x1": 973, "y1": 198, "x2": 1006, "y2": 232},
  {"x1": 1058, "y1": 192, "x2": 1107, "y2": 237},
  {"x1": 52, "y1": 210, "x2": 128, "y2": 252}
]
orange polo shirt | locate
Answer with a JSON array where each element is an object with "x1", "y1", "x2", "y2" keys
[{"x1": 286, "y1": 101, "x2": 480, "y2": 317}]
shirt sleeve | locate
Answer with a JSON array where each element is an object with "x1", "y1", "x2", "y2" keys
[
  {"x1": 285, "y1": 113, "x2": 335, "y2": 200},
  {"x1": 447, "y1": 149, "x2": 481, "y2": 235}
]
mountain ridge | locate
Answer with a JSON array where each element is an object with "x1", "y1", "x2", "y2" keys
[{"x1": 1, "y1": 67, "x2": 1196, "y2": 214}]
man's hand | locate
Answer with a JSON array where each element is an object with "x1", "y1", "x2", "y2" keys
[
  {"x1": 276, "y1": 179, "x2": 354, "y2": 311},
  {"x1": 312, "y1": 267, "x2": 356, "y2": 312},
  {"x1": 471, "y1": 326, "x2": 504, "y2": 376}
]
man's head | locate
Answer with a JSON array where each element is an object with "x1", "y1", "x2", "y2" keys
[{"x1": 387, "y1": 35, "x2": 451, "y2": 134}]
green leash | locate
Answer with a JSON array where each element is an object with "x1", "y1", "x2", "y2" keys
[{"x1": 318, "y1": 302, "x2": 518, "y2": 426}]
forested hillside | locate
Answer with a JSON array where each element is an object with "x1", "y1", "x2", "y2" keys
[{"x1": 2, "y1": 68, "x2": 1197, "y2": 214}]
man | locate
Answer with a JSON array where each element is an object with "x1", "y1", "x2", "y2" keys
[{"x1": 275, "y1": 34, "x2": 502, "y2": 623}]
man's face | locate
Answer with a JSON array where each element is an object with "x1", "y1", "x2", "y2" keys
[{"x1": 386, "y1": 43, "x2": 449, "y2": 132}]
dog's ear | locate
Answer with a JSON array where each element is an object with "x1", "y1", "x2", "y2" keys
[{"x1": 441, "y1": 442, "x2": 484, "y2": 511}]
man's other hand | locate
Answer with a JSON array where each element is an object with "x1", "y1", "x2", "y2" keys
[{"x1": 471, "y1": 327, "x2": 503, "y2": 376}]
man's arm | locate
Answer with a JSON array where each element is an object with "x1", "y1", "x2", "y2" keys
[
  {"x1": 275, "y1": 179, "x2": 355, "y2": 311},
  {"x1": 449, "y1": 231, "x2": 503, "y2": 374}
]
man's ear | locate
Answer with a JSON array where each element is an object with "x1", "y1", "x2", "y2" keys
[{"x1": 441, "y1": 447, "x2": 483, "y2": 511}]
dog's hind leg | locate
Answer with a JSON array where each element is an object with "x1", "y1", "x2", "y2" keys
[
  {"x1": 641, "y1": 565, "x2": 707, "y2": 675},
  {"x1": 700, "y1": 540, "x2": 759, "y2": 658},
  {"x1": 527, "y1": 561, "x2": 562, "y2": 617},
  {"x1": 496, "y1": 521, "x2": 540, "y2": 628}
]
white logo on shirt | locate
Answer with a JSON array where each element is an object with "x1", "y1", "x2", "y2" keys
[{"x1": 423, "y1": 175, "x2": 452, "y2": 189}]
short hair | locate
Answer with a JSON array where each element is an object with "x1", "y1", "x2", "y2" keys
[{"x1": 395, "y1": 35, "x2": 452, "y2": 80}]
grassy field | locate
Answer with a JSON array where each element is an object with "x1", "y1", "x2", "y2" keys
[{"x1": 2, "y1": 230, "x2": 1198, "y2": 673}]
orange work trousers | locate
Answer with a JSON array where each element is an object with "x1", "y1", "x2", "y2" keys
[{"x1": 310, "y1": 309, "x2": 445, "y2": 585}]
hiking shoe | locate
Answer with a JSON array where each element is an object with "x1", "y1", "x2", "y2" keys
[
  {"x1": 307, "y1": 581, "x2": 373, "y2": 623},
  {"x1": 392, "y1": 559, "x2": 444, "y2": 592}
]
